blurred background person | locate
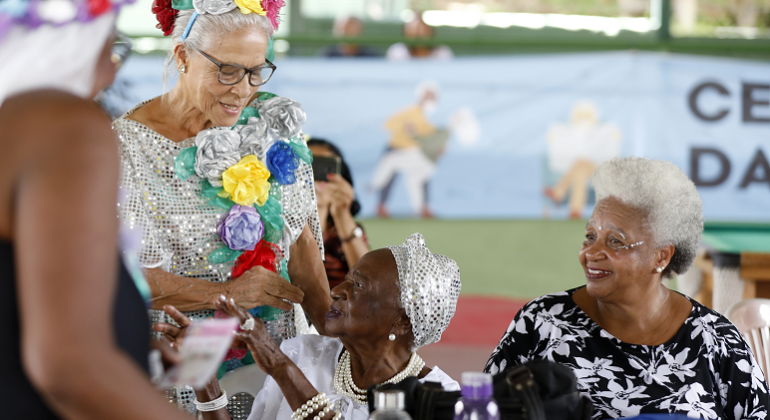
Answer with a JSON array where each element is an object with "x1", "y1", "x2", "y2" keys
[
  {"x1": 0, "y1": 2, "x2": 193, "y2": 420},
  {"x1": 386, "y1": 12, "x2": 453, "y2": 61},
  {"x1": 544, "y1": 101, "x2": 622, "y2": 219},
  {"x1": 319, "y1": 16, "x2": 380, "y2": 58},
  {"x1": 308, "y1": 138, "x2": 369, "y2": 289},
  {"x1": 371, "y1": 81, "x2": 448, "y2": 218}
]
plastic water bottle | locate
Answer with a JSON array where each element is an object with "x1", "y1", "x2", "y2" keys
[
  {"x1": 368, "y1": 390, "x2": 412, "y2": 420},
  {"x1": 453, "y1": 372, "x2": 500, "y2": 420}
]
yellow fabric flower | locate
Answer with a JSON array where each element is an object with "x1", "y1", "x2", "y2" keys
[
  {"x1": 233, "y1": 0, "x2": 266, "y2": 15},
  {"x1": 222, "y1": 155, "x2": 271, "y2": 206}
]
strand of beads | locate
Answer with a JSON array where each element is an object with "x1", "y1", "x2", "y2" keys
[
  {"x1": 292, "y1": 393, "x2": 334, "y2": 420},
  {"x1": 333, "y1": 350, "x2": 425, "y2": 405}
]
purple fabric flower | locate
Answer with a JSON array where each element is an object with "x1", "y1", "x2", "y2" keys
[
  {"x1": 218, "y1": 205, "x2": 264, "y2": 251},
  {"x1": 266, "y1": 141, "x2": 299, "y2": 185}
]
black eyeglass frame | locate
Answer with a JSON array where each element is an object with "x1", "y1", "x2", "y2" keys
[{"x1": 192, "y1": 47, "x2": 276, "y2": 87}]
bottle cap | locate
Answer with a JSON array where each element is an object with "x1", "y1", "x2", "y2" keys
[
  {"x1": 374, "y1": 390, "x2": 405, "y2": 411},
  {"x1": 460, "y1": 372, "x2": 493, "y2": 399}
]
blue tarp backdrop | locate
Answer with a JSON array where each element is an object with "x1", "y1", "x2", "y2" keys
[{"x1": 113, "y1": 51, "x2": 770, "y2": 221}]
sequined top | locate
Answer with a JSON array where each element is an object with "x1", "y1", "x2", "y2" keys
[{"x1": 113, "y1": 99, "x2": 324, "y2": 337}]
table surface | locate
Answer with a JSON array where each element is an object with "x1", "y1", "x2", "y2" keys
[{"x1": 702, "y1": 223, "x2": 770, "y2": 254}]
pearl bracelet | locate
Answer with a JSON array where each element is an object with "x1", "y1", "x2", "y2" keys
[
  {"x1": 291, "y1": 393, "x2": 330, "y2": 420},
  {"x1": 193, "y1": 390, "x2": 228, "y2": 412}
]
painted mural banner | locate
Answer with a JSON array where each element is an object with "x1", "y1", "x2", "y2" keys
[{"x1": 116, "y1": 51, "x2": 770, "y2": 220}]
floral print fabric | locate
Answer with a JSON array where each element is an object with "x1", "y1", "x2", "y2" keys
[{"x1": 484, "y1": 288, "x2": 769, "y2": 419}]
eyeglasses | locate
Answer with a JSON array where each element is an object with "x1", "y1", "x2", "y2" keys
[{"x1": 192, "y1": 47, "x2": 276, "y2": 87}]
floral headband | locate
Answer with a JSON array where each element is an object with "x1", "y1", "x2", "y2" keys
[
  {"x1": 152, "y1": 0, "x2": 284, "y2": 38},
  {"x1": 0, "y1": 0, "x2": 135, "y2": 41}
]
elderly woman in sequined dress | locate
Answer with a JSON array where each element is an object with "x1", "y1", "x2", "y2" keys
[
  {"x1": 113, "y1": 0, "x2": 331, "y2": 410},
  {"x1": 156, "y1": 233, "x2": 462, "y2": 420},
  {"x1": 485, "y1": 157, "x2": 769, "y2": 419}
]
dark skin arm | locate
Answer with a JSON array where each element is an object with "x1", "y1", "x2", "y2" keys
[
  {"x1": 288, "y1": 224, "x2": 333, "y2": 336},
  {"x1": 8, "y1": 92, "x2": 191, "y2": 420}
]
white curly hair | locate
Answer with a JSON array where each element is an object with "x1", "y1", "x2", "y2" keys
[{"x1": 591, "y1": 157, "x2": 703, "y2": 278}]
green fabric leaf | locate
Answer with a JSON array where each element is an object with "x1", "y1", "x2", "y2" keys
[
  {"x1": 235, "y1": 106, "x2": 260, "y2": 126},
  {"x1": 200, "y1": 179, "x2": 235, "y2": 210},
  {"x1": 255, "y1": 196, "x2": 283, "y2": 244},
  {"x1": 267, "y1": 37, "x2": 275, "y2": 62},
  {"x1": 216, "y1": 361, "x2": 228, "y2": 380},
  {"x1": 208, "y1": 246, "x2": 242, "y2": 264},
  {"x1": 174, "y1": 146, "x2": 197, "y2": 180},
  {"x1": 288, "y1": 136, "x2": 313, "y2": 165},
  {"x1": 257, "y1": 91, "x2": 278, "y2": 102},
  {"x1": 200, "y1": 178, "x2": 223, "y2": 198},
  {"x1": 211, "y1": 196, "x2": 236, "y2": 210},
  {"x1": 171, "y1": 0, "x2": 194, "y2": 10},
  {"x1": 242, "y1": 351, "x2": 255, "y2": 366}
]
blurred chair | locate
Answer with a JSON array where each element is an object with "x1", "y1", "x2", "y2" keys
[
  {"x1": 726, "y1": 298, "x2": 770, "y2": 378},
  {"x1": 219, "y1": 364, "x2": 268, "y2": 420}
]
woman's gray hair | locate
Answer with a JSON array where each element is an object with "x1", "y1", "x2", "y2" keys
[
  {"x1": 591, "y1": 157, "x2": 703, "y2": 278},
  {"x1": 163, "y1": 9, "x2": 272, "y2": 86}
]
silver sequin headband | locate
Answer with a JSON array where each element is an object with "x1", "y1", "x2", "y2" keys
[{"x1": 388, "y1": 233, "x2": 461, "y2": 349}]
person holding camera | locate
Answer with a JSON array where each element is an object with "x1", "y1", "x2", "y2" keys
[{"x1": 308, "y1": 139, "x2": 369, "y2": 289}]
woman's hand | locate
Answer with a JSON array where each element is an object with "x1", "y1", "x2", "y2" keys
[
  {"x1": 314, "y1": 174, "x2": 354, "y2": 218},
  {"x1": 325, "y1": 174, "x2": 355, "y2": 218},
  {"x1": 152, "y1": 305, "x2": 191, "y2": 350},
  {"x1": 214, "y1": 296, "x2": 289, "y2": 376},
  {"x1": 150, "y1": 337, "x2": 182, "y2": 372},
  {"x1": 225, "y1": 265, "x2": 304, "y2": 311}
]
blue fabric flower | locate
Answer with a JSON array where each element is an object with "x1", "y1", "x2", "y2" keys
[
  {"x1": 266, "y1": 141, "x2": 299, "y2": 185},
  {"x1": 217, "y1": 205, "x2": 264, "y2": 251}
]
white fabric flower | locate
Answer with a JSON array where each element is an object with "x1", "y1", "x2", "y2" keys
[
  {"x1": 194, "y1": 128, "x2": 242, "y2": 187},
  {"x1": 193, "y1": 0, "x2": 237, "y2": 14},
  {"x1": 259, "y1": 97, "x2": 307, "y2": 140},
  {"x1": 237, "y1": 116, "x2": 271, "y2": 159}
]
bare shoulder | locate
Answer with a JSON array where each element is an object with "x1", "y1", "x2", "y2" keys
[{"x1": 1, "y1": 90, "x2": 115, "y2": 155}]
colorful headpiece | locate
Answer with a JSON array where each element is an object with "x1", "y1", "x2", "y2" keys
[
  {"x1": 151, "y1": 0, "x2": 284, "y2": 38},
  {"x1": 0, "y1": 0, "x2": 134, "y2": 41},
  {"x1": 388, "y1": 233, "x2": 462, "y2": 349}
]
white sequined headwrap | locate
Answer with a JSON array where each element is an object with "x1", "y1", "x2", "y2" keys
[{"x1": 388, "y1": 233, "x2": 461, "y2": 349}]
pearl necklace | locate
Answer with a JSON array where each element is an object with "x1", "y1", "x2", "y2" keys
[{"x1": 333, "y1": 350, "x2": 425, "y2": 405}]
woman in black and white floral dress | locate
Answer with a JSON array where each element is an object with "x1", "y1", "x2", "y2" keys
[{"x1": 486, "y1": 157, "x2": 768, "y2": 419}]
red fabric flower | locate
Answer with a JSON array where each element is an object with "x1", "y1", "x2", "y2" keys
[
  {"x1": 219, "y1": 240, "x2": 281, "y2": 362},
  {"x1": 152, "y1": 0, "x2": 178, "y2": 36},
  {"x1": 88, "y1": 0, "x2": 112, "y2": 16},
  {"x1": 231, "y1": 240, "x2": 281, "y2": 279}
]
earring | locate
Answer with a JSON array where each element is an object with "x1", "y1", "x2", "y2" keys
[
  {"x1": 656, "y1": 267, "x2": 663, "y2": 273},
  {"x1": 388, "y1": 334, "x2": 396, "y2": 341},
  {"x1": 179, "y1": 64, "x2": 186, "y2": 73}
]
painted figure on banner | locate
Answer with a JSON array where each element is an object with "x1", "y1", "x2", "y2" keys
[
  {"x1": 371, "y1": 81, "x2": 448, "y2": 218},
  {"x1": 544, "y1": 101, "x2": 621, "y2": 219}
]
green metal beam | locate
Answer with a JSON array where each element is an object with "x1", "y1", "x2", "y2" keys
[{"x1": 276, "y1": 34, "x2": 770, "y2": 59}]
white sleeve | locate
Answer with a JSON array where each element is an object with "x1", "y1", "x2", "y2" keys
[
  {"x1": 247, "y1": 375, "x2": 283, "y2": 420},
  {"x1": 420, "y1": 366, "x2": 461, "y2": 391}
]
